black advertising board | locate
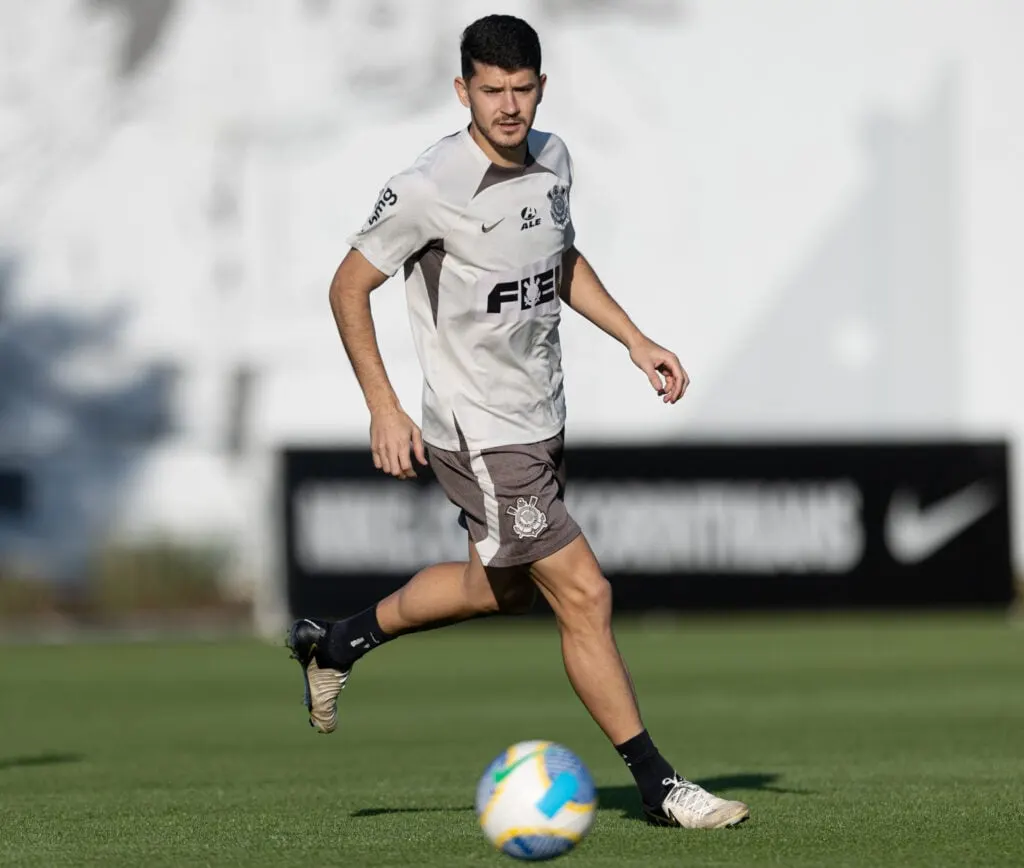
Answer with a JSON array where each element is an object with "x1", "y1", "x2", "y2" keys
[{"x1": 282, "y1": 442, "x2": 1013, "y2": 618}]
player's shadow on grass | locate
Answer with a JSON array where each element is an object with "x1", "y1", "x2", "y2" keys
[
  {"x1": 598, "y1": 773, "x2": 812, "y2": 822},
  {"x1": 352, "y1": 806, "x2": 473, "y2": 818},
  {"x1": 351, "y1": 773, "x2": 810, "y2": 821},
  {"x1": 0, "y1": 752, "x2": 84, "y2": 771}
]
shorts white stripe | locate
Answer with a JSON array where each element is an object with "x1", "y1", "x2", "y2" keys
[{"x1": 469, "y1": 450, "x2": 501, "y2": 565}]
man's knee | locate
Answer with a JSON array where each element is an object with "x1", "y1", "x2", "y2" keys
[
  {"x1": 559, "y1": 573, "x2": 613, "y2": 619},
  {"x1": 531, "y1": 536, "x2": 614, "y2": 626}
]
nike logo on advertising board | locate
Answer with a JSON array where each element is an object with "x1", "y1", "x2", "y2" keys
[{"x1": 884, "y1": 481, "x2": 998, "y2": 565}]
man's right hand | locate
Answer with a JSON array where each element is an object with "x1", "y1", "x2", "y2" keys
[{"x1": 370, "y1": 408, "x2": 428, "y2": 479}]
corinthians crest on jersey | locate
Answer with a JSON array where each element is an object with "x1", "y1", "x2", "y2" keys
[
  {"x1": 547, "y1": 184, "x2": 570, "y2": 229},
  {"x1": 507, "y1": 496, "x2": 548, "y2": 539}
]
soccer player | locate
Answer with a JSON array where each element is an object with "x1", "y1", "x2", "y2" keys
[{"x1": 287, "y1": 14, "x2": 749, "y2": 830}]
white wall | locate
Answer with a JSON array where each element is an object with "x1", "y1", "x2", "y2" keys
[{"x1": 2, "y1": 0, "x2": 1022, "y2": 582}]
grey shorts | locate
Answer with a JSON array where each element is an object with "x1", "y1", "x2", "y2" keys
[{"x1": 427, "y1": 430, "x2": 582, "y2": 568}]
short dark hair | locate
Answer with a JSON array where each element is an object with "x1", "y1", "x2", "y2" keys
[{"x1": 460, "y1": 15, "x2": 541, "y2": 81}]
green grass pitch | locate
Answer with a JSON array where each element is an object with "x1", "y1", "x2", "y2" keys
[{"x1": 2, "y1": 614, "x2": 1023, "y2": 866}]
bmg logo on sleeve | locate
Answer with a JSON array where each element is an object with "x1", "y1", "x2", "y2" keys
[{"x1": 362, "y1": 186, "x2": 398, "y2": 229}]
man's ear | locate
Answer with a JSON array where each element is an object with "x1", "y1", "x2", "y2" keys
[{"x1": 454, "y1": 77, "x2": 471, "y2": 109}]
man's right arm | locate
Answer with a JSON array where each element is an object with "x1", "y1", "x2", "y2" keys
[
  {"x1": 329, "y1": 249, "x2": 400, "y2": 416},
  {"x1": 335, "y1": 170, "x2": 450, "y2": 477},
  {"x1": 329, "y1": 248, "x2": 427, "y2": 478}
]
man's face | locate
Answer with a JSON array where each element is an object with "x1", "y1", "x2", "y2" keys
[{"x1": 457, "y1": 62, "x2": 546, "y2": 151}]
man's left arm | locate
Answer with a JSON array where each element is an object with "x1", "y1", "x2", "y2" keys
[{"x1": 559, "y1": 246, "x2": 689, "y2": 404}]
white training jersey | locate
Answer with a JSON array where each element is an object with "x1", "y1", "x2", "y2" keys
[{"x1": 347, "y1": 126, "x2": 575, "y2": 451}]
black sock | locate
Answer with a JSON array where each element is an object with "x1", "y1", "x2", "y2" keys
[
  {"x1": 321, "y1": 606, "x2": 393, "y2": 670},
  {"x1": 615, "y1": 730, "x2": 679, "y2": 808}
]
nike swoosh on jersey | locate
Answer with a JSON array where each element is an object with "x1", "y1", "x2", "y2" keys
[
  {"x1": 884, "y1": 481, "x2": 998, "y2": 565},
  {"x1": 481, "y1": 219, "x2": 505, "y2": 233}
]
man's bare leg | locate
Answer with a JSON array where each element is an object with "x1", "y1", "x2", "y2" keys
[
  {"x1": 286, "y1": 540, "x2": 534, "y2": 733},
  {"x1": 529, "y1": 534, "x2": 749, "y2": 828},
  {"x1": 376, "y1": 544, "x2": 535, "y2": 635},
  {"x1": 529, "y1": 535, "x2": 642, "y2": 745}
]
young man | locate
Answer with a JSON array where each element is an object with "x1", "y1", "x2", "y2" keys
[{"x1": 287, "y1": 14, "x2": 749, "y2": 830}]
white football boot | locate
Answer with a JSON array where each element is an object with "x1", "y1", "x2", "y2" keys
[{"x1": 645, "y1": 777, "x2": 750, "y2": 829}]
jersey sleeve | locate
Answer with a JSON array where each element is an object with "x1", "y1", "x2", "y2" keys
[{"x1": 346, "y1": 171, "x2": 448, "y2": 277}]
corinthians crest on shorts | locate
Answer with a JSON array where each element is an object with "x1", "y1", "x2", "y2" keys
[
  {"x1": 507, "y1": 496, "x2": 548, "y2": 539},
  {"x1": 547, "y1": 184, "x2": 570, "y2": 229}
]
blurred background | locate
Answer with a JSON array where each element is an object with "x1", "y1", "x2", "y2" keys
[
  {"x1": 1, "y1": 0, "x2": 1021, "y2": 637},
  {"x1": 3, "y1": 4, "x2": 1024, "y2": 866}
]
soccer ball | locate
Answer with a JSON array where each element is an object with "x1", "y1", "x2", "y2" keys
[{"x1": 475, "y1": 740, "x2": 597, "y2": 861}]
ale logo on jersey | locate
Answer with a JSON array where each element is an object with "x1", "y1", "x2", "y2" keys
[
  {"x1": 487, "y1": 263, "x2": 562, "y2": 313},
  {"x1": 547, "y1": 185, "x2": 570, "y2": 228},
  {"x1": 520, "y1": 206, "x2": 541, "y2": 231}
]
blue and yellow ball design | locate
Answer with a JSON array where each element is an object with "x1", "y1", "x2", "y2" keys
[{"x1": 475, "y1": 740, "x2": 597, "y2": 861}]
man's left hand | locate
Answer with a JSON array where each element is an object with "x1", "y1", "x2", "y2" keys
[{"x1": 629, "y1": 339, "x2": 689, "y2": 404}]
